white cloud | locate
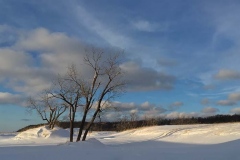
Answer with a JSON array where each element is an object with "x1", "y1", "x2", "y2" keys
[
  {"x1": 15, "y1": 28, "x2": 83, "y2": 53},
  {"x1": 142, "y1": 108, "x2": 164, "y2": 119},
  {"x1": 140, "y1": 101, "x2": 154, "y2": 111},
  {"x1": 130, "y1": 109, "x2": 138, "y2": 114},
  {"x1": 111, "y1": 101, "x2": 166, "y2": 113},
  {"x1": 164, "y1": 112, "x2": 199, "y2": 119},
  {"x1": 228, "y1": 92, "x2": 240, "y2": 101},
  {"x1": 217, "y1": 100, "x2": 236, "y2": 106},
  {"x1": 216, "y1": 92, "x2": 240, "y2": 107},
  {"x1": 201, "y1": 98, "x2": 210, "y2": 105},
  {"x1": 0, "y1": 48, "x2": 32, "y2": 71},
  {"x1": 99, "y1": 101, "x2": 167, "y2": 121},
  {"x1": 95, "y1": 101, "x2": 221, "y2": 121},
  {"x1": 201, "y1": 107, "x2": 219, "y2": 114},
  {"x1": 101, "y1": 112, "x2": 122, "y2": 122},
  {"x1": 230, "y1": 107, "x2": 240, "y2": 114},
  {"x1": 0, "y1": 47, "x2": 54, "y2": 95},
  {"x1": 0, "y1": 92, "x2": 25, "y2": 106},
  {"x1": 168, "y1": 101, "x2": 184, "y2": 111},
  {"x1": 214, "y1": 69, "x2": 240, "y2": 80},
  {"x1": 0, "y1": 26, "x2": 176, "y2": 109},
  {"x1": 111, "y1": 101, "x2": 136, "y2": 112},
  {"x1": 0, "y1": 28, "x2": 93, "y2": 96},
  {"x1": 120, "y1": 61, "x2": 175, "y2": 91}
]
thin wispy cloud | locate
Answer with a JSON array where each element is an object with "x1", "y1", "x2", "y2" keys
[
  {"x1": 131, "y1": 20, "x2": 166, "y2": 32},
  {"x1": 74, "y1": 5, "x2": 133, "y2": 49}
]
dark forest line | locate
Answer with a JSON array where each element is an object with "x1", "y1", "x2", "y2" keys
[{"x1": 17, "y1": 114, "x2": 240, "y2": 132}]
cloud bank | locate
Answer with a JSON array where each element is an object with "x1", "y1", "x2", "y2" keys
[{"x1": 0, "y1": 26, "x2": 175, "y2": 105}]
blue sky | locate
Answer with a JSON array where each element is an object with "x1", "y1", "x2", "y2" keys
[{"x1": 1, "y1": 0, "x2": 240, "y2": 132}]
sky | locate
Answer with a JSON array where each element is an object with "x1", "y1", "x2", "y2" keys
[{"x1": 1, "y1": 0, "x2": 240, "y2": 132}]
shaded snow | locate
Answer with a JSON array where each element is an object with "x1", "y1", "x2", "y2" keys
[{"x1": 1, "y1": 123, "x2": 240, "y2": 160}]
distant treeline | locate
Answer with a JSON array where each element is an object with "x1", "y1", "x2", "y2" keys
[{"x1": 17, "y1": 114, "x2": 240, "y2": 132}]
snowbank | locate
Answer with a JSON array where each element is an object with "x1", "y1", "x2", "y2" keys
[
  {"x1": 1, "y1": 123, "x2": 240, "y2": 160},
  {"x1": 14, "y1": 126, "x2": 69, "y2": 140},
  {"x1": 9, "y1": 122, "x2": 240, "y2": 145},
  {"x1": 97, "y1": 123, "x2": 240, "y2": 145}
]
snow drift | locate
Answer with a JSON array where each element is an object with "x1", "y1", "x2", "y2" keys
[
  {"x1": 15, "y1": 126, "x2": 69, "y2": 140},
  {"x1": 1, "y1": 123, "x2": 240, "y2": 160}
]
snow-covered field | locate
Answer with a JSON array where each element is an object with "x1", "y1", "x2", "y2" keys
[{"x1": 1, "y1": 123, "x2": 240, "y2": 160}]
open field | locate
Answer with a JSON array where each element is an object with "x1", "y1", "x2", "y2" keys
[{"x1": 1, "y1": 123, "x2": 240, "y2": 160}]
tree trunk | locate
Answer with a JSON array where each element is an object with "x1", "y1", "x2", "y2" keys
[
  {"x1": 82, "y1": 109, "x2": 100, "y2": 141},
  {"x1": 51, "y1": 119, "x2": 57, "y2": 129},
  {"x1": 69, "y1": 110, "x2": 76, "y2": 142},
  {"x1": 76, "y1": 110, "x2": 88, "y2": 142},
  {"x1": 69, "y1": 120, "x2": 74, "y2": 142},
  {"x1": 49, "y1": 122, "x2": 53, "y2": 129}
]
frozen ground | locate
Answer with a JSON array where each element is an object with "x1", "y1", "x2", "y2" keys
[{"x1": 1, "y1": 123, "x2": 240, "y2": 160}]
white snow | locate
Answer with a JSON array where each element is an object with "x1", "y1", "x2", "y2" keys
[{"x1": 1, "y1": 123, "x2": 240, "y2": 159}]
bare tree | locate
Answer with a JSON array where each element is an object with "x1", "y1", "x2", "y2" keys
[
  {"x1": 116, "y1": 111, "x2": 139, "y2": 131},
  {"x1": 29, "y1": 47, "x2": 125, "y2": 142},
  {"x1": 48, "y1": 71, "x2": 82, "y2": 142},
  {"x1": 27, "y1": 94, "x2": 67, "y2": 129},
  {"x1": 67, "y1": 48, "x2": 126, "y2": 141},
  {"x1": 130, "y1": 111, "x2": 138, "y2": 122}
]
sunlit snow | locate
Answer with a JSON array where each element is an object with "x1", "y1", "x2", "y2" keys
[{"x1": 1, "y1": 123, "x2": 240, "y2": 160}]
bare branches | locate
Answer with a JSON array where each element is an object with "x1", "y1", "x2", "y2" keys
[
  {"x1": 26, "y1": 47, "x2": 126, "y2": 142},
  {"x1": 48, "y1": 69, "x2": 84, "y2": 142},
  {"x1": 27, "y1": 94, "x2": 67, "y2": 129},
  {"x1": 77, "y1": 48, "x2": 126, "y2": 141}
]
